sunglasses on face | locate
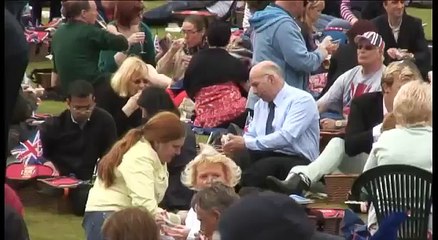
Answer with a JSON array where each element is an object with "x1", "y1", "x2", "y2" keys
[
  {"x1": 133, "y1": 78, "x2": 149, "y2": 85},
  {"x1": 357, "y1": 44, "x2": 375, "y2": 51}
]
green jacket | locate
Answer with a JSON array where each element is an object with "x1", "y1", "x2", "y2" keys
[
  {"x1": 99, "y1": 21, "x2": 156, "y2": 74},
  {"x1": 51, "y1": 21, "x2": 128, "y2": 93}
]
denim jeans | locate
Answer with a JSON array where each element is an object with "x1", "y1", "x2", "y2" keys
[{"x1": 83, "y1": 211, "x2": 115, "y2": 240}]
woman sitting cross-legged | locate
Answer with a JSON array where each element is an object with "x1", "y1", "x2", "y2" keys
[
  {"x1": 363, "y1": 80, "x2": 432, "y2": 235},
  {"x1": 99, "y1": 1, "x2": 156, "y2": 74},
  {"x1": 94, "y1": 56, "x2": 172, "y2": 137},
  {"x1": 137, "y1": 86, "x2": 197, "y2": 211},
  {"x1": 83, "y1": 112, "x2": 186, "y2": 240},
  {"x1": 183, "y1": 19, "x2": 249, "y2": 128},
  {"x1": 160, "y1": 144, "x2": 241, "y2": 239}
]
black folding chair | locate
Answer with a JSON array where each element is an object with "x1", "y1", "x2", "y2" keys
[{"x1": 350, "y1": 164, "x2": 432, "y2": 240}]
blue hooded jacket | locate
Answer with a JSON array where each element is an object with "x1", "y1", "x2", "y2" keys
[{"x1": 249, "y1": 5, "x2": 325, "y2": 90}]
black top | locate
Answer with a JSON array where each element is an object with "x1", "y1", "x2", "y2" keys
[
  {"x1": 39, "y1": 107, "x2": 117, "y2": 180},
  {"x1": 348, "y1": 1, "x2": 385, "y2": 20},
  {"x1": 372, "y1": 14, "x2": 431, "y2": 78},
  {"x1": 322, "y1": 0, "x2": 341, "y2": 18},
  {"x1": 344, "y1": 92, "x2": 384, "y2": 157},
  {"x1": 94, "y1": 81, "x2": 143, "y2": 137},
  {"x1": 161, "y1": 123, "x2": 197, "y2": 210},
  {"x1": 183, "y1": 48, "x2": 249, "y2": 99}
]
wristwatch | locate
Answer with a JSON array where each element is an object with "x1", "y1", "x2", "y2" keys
[{"x1": 335, "y1": 120, "x2": 343, "y2": 128}]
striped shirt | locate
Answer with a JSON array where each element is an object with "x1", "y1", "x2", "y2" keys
[
  {"x1": 206, "y1": 1, "x2": 233, "y2": 18},
  {"x1": 242, "y1": 3, "x2": 251, "y2": 31},
  {"x1": 340, "y1": 0, "x2": 358, "y2": 24}
]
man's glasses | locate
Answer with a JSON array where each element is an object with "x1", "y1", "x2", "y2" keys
[
  {"x1": 71, "y1": 105, "x2": 95, "y2": 113},
  {"x1": 357, "y1": 44, "x2": 375, "y2": 51}
]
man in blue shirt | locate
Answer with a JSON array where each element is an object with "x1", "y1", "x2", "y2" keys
[{"x1": 223, "y1": 61, "x2": 320, "y2": 188}]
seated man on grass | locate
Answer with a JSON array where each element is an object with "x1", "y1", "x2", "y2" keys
[
  {"x1": 39, "y1": 80, "x2": 117, "y2": 216},
  {"x1": 318, "y1": 31, "x2": 386, "y2": 130},
  {"x1": 222, "y1": 61, "x2": 320, "y2": 188}
]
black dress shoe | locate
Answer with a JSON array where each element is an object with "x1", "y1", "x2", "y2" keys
[{"x1": 265, "y1": 174, "x2": 310, "y2": 195}]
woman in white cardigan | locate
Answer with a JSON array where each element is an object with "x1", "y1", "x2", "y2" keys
[{"x1": 363, "y1": 80, "x2": 432, "y2": 234}]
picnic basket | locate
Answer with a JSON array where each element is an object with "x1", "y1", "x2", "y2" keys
[{"x1": 324, "y1": 174, "x2": 359, "y2": 203}]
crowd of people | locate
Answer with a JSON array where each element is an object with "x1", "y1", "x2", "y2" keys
[{"x1": 4, "y1": 0, "x2": 432, "y2": 240}]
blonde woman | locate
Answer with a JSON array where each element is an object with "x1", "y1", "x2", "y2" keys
[
  {"x1": 363, "y1": 80, "x2": 432, "y2": 172},
  {"x1": 363, "y1": 80, "x2": 432, "y2": 234},
  {"x1": 161, "y1": 144, "x2": 241, "y2": 240},
  {"x1": 94, "y1": 56, "x2": 172, "y2": 137},
  {"x1": 84, "y1": 112, "x2": 186, "y2": 240},
  {"x1": 303, "y1": 0, "x2": 326, "y2": 34}
]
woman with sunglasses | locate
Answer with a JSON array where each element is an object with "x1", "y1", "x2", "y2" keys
[
  {"x1": 99, "y1": 1, "x2": 157, "y2": 74},
  {"x1": 94, "y1": 56, "x2": 172, "y2": 137}
]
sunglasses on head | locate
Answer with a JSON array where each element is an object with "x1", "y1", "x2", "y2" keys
[{"x1": 357, "y1": 44, "x2": 375, "y2": 50}]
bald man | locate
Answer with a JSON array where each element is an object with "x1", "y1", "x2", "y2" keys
[{"x1": 223, "y1": 61, "x2": 320, "y2": 188}]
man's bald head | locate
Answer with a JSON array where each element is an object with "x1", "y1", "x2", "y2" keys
[
  {"x1": 249, "y1": 61, "x2": 285, "y2": 102},
  {"x1": 250, "y1": 61, "x2": 284, "y2": 81}
]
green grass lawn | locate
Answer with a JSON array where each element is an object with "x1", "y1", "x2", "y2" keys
[
  {"x1": 406, "y1": 7, "x2": 433, "y2": 40},
  {"x1": 24, "y1": 3, "x2": 432, "y2": 239}
]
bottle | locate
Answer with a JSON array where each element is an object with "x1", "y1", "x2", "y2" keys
[{"x1": 243, "y1": 111, "x2": 253, "y2": 133}]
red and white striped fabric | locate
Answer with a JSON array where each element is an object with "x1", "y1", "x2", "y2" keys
[{"x1": 340, "y1": 0, "x2": 357, "y2": 25}]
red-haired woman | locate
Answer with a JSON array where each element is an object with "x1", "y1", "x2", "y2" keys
[
  {"x1": 83, "y1": 112, "x2": 186, "y2": 240},
  {"x1": 99, "y1": 1, "x2": 156, "y2": 73}
]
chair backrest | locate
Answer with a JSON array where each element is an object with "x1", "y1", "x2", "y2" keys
[{"x1": 351, "y1": 165, "x2": 432, "y2": 240}]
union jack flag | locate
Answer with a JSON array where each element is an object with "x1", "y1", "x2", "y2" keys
[{"x1": 10, "y1": 130, "x2": 44, "y2": 165}]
